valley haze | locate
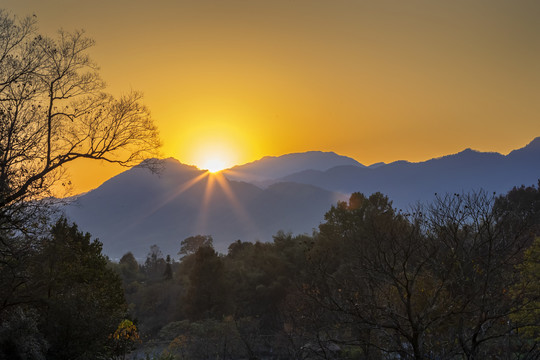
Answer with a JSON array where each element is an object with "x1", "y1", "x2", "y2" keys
[{"x1": 64, "y1": 137, "x2": 540, "y2": 259}]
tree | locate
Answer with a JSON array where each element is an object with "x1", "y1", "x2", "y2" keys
[
  {"x1": 493, "y1": 180, "x2": 540, "y2": 240},
  {"x1": 224, "y1": 234, "x2": 312, "y2": 357},
  {"x1": 179, "y1": 235, "x2": 213, "y2": 258},
  {"x1": 118, "y1": 251, "x2": 140, "y2": 283},
  {"x1": 0, "y1": 307, "x2": 48, "y2": 360},
  {"x1": 108, "y1": 319, "x2": 141, "y2": 360},
  {"x1": 0, "y1": 10, "x2": 160, "y2": 221},
  {"x1": 304, "y1": 192, "x2": 437, "y2": 359},
  {"x1": 0, "y1": 10, "x2": 160, "y2": 322},
  {"x1": 511, "y1": 237, "x2": 540, "y2": 353},
  {"x1": 183, "y1": 246, "x2": 229, "y2": 321},
  {"x1": 295, "y1": 190, "x2": 540, "y2": 359},
  {"x1": 164, "y1": 254, "x2": 173, "y2": 280},
  {"x1": 225, "y1": 235, "x2": 309, "y2": 332},
  {"x1": 144, "y1": 244, "x2": 166, "y2": 280},
  {"x1": 33, "y1": 217, "x2": 127, "y2": 359},
  {"x1": 421, "y1": 192, "x2": 528, "y2": 359}
]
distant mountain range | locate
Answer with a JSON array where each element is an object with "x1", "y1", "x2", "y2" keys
[
  {"x1": 273, "y1": 138, "x2": 540, "y2": 210},
  {"x1": 222, "y1": 151, "x2": 363, "y2": 185},
  {"x1": 63, "y1": 138, "x2": 540, "y2": 259},
  {"x1": 64, "y1": 159, "x2": 345, "y2": 259}
]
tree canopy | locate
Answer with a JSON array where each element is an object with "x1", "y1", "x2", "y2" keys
[
  {"x1": 107, "y1": 184, "x2": 540, "y2": 359},
  {"x1": 0, "y1": 218, "x2": 127, "y2": 359}
]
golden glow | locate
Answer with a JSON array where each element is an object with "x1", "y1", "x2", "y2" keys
[
  {"x1": 116, "y1": 169, "x2": 259, "y2": 238},
  {"x1": 195, "y1": 171, "x2": 259, "y2": 237},
  {"x1": 201, "y1": 158, "x2": 227, "y2": 173},
  {"x1": 186, "y1": 128, "x2": 243, "y2": 172},
  {"x1": 211, "y1": 172, "x2": 256, "y2": 233},
  {"x1": 14, "y1": 0, "x2": 539, "y2": 195},
  {"x1": 114, "y1": 167, "x2": 259, "y2": 239},
  {"x1": 115, "y1": 171, "x2": 210, "y2": 235}
]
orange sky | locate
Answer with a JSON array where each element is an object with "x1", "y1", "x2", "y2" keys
[{"x1": 5, "y1": 0, "x2": 540, "y2": 194}]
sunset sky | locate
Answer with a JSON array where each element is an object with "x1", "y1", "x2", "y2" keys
[{"x1": 4, "y1": 0, "x2": 540, "y2": 194}]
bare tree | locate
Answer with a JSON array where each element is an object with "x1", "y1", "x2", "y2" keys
[
  {"x1": 0, "y1": 10, "x2": 160, "y2": 315},
  {"x1": 298, "y1": 191, "x2": 539, "y2": 359},
  {"x1": 0, "y1": 10, "x2": 160, "y2": 217}
]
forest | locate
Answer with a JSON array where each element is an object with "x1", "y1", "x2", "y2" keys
[
  {"x1": 1, "y1": 182, "x2": 540, "y2": 359},
  {"x1": 109, "y1": 183, "x2": 540, "y2": 360}
]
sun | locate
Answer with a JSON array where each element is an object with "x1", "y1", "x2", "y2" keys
[
  {"x1": 201, "y1": 157, "x2": 227, "y2": 173},
  {"x1": 187, "y1": 132, "x2": 242, "y2": 173}
]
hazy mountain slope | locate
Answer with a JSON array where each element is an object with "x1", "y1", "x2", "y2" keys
[
  {"x1": 279, "y1": 138, "x2": 540, "y2": 209},
  {"x1": 64, "y1": 158, "x2": 344, "y2": 259},
  {"x1": 507, "y1": 137, "x2": 540, "y2": 163},
  {"x1": 222, "y1": 151, "x2": 364, "y2": 183}
]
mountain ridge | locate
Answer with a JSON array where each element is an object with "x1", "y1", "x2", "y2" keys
[
  {"x1": 63, "y1": 137, "x2": 540, "y2": 259},
  {"x1": 222, "y1": 150, "x2": 363, "y2": 184},
  {"x1": 275, "y1": 137, "x2": 540, "y2": 208},
  {"x1": 64, "y1": 159, "x2": 345, "y2": 259}
]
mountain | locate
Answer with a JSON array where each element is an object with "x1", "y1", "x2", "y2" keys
[
  {"x1": 63, "y1": 158, "x2": 345, "y2": 259},
  {"x1": 278, "y1": 138, "x2": 540, "y2": 209},
  {"x1": 63, "y1": 138, "x2": 540, "y2": 260},
  {"x1": 222, "y1": 151, "x2": 363, "y2": 184}
]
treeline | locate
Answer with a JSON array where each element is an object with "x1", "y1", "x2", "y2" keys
[
  {"x1": 1, "y1": 182, "x2": 539, "y2": 359},
  {"x1": 112, "y1": 182, "x2": 540, "y2": 360}
]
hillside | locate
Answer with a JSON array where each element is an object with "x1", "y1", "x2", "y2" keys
[{"x1": 64, "y1": 158, "x2": 344, "y2": 259}]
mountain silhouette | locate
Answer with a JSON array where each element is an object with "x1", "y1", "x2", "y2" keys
[
  {"x1": 64, "y1": 158, "x2": 344, "y2": 259},
  {"x1": 64, "y1": 138, "x2": 540, "y2": 259},
  {"x1": 222, "y1": 151, "x2": 363, "y2": 184},
  {"x1": 277, "y1": 138, "x2": 540, "y2": 209}
]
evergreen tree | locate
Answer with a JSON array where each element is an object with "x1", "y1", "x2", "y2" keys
[{"x1": 33, "y1": 218, "x2": 126, "y2": 359}]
